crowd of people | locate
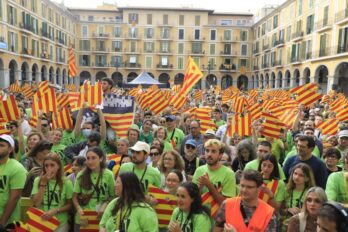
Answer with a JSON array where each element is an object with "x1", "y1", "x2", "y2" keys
[{"x1": 0, "y1": 77, "x2": 348, "y2": 232}]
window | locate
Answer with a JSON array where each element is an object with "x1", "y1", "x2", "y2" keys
[
  {"x1": 221, "y1": 20, "x2": 232, "y2": 26},
  {"x1": 240, "y1": 59, "x2": 247, "y2": 67},
  {"x1": 262, "y1": 23, "x2": 266, "y2": 35},
  {"x1": 178, "y1": 57, "x2": 184, "y2": 69},
  {"x1": 130, "y1": 41, "x2": 136, "y2": 52},
  {"x1": 161, "y1": 57, "x2": 168, "y2": 66},
  {"x1": 41, "y1": 3, "x2": 46, "y2": 18},
  {"x1": 31, "y1": 0, "x2": 36, "y2": 12},
  {"x1": 114, "y1": 27, "x2": 121, "y2": 37},
  {"x1": 8, "y1": 6, "x2": 17, "y2": 26},
  {"x1": 273, "y1": 15, "x2": 278, "y2": 29},
  {"x1": 145, "y1": 28, "x2": 153, "y2": 39},
  {"x1": 194, "y1": 29, "x2": 200, "y2": 40},
  {"x1": 224, "y1": 30, "x2": 231, "y2": 40},
  {"x1": 210, "y1": 30, "x2": 216, "y2": 40},
  {"x1": 96, "y1": 55, "x2": 106, "y2": 66},
  {"x1": 111, "y1": 56, "x2": 122, "y2": 67},
  {"x1": 178, "y1": 43, "x2": 184, "y2": 54},
  {"x1": 241, "y1": 44, "x2": 247, "y2": 56},
  {"x1": 21, "y1": 0, "x2": 27, "y2": 7},
  {"x1": 192, "y1": 42, "x2": 202, "y2": 53},
  {"x1": 129, "y1": 56, "x2": 136, "y2": 64},
  {"x1": 160, "y1": 41, "x2": 169, "y2": 52},
  {"x1": 298, "y1": 0, "x2": 303, "y2": 16},
  {"x1": 286, "y1": 26, "x2": 291, "y2": 42},
  {"x1": 267, "y1": 19, "x2": 272, "y2": 32},
  {"x1": 178, "y1": 29, "x2": 184, "y2": 40},
  {"x1": 88, "y1": 16, "x2": 94, "y2": 22},
  {"x1": 279, "y1": 29, "x2": 285, "y2": 42},
  {"x1": 306, "y1": 15, "x2": 314, "y2": 34},
  {"x1": 82, "y1": 25, "x2": 88, "y2": 38},
  {"x1": 179, "y1": 15, "x2": 184, "y2": 26},
  {"x1": 147, "y1": 14, "x2": 152, "y2": 25},
  {"x1": 8, "y1": 32, "x2": 16, "y2": 52},
  {"x1": 112, "y1": 41, "x2": 122, "y2": 52},
  {"x1": 163, "y1": 14, "x2": 168, "y2": 25},
  {"x1": 145, "y1": 56, "x2": 152, "y2": 69},
  {"x1": 309, "y1": 0, "x2": 315, "y2": 9},
  {"x1": 21, "y1": 35, "x2": 28, "y2": 52},
  {"x1": 195, "y1": 16, "x2": 200, "y2": 26},
  {"x1": 241, "y1": 31, "x2": 248, "y2": 41},
  {"x1": 144, "y1": 42, "x2": 153, "y2": 52},
  {"x1": 128, "y1": 13, "x2": 138, "y2": 24},
  {"x1": 305, "y1": 40, "x2": 312, "y2": 59},
  {"x1": 209, "y1": 44, "x2": 215, "y2": 55},
  {"x1": 162, "y1": 28, "x2": 169, "y2": 39},
  {"x1": 323, "y1": 6, "x2": 329, "y2": 26},
  {"x1": 338, "y1": 27, "x2": 348, "y2": 53},
  {"x1": 224, "y1": 44, "x2": 231, "y2": 54}
]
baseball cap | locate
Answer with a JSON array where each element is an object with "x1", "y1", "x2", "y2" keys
[
  {"x1": 130, "y1": 141, "x2": 150, "y2": 154},
  {"x1": 204, "y1": 129, "x2": 216, "y2": 137},
  {"x1": 338, "y1": 130, "x2": 348, "y2": 138},
  {"x1": 165, "y1": 115, "x2": 176, "y2": 121},
  {"x1": 0, "y1": 134, "x2": 15, "y2": 148},
  {"x1": 185, "y1": 139, "x2": 197, "y2": 148}
]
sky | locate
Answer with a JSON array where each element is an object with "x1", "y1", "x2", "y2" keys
[{"x1": 58, "y1": 0, "x2": 286, "y2": 14}]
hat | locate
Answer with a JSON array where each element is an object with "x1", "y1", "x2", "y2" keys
[
  {"x1": 129, "y1": 124, "x2": 140, "y2": 133},
  {"x1": 165, "y1": 115, "x2": 176, "y2": 121},
  {"x1": 130, "y1": 141, "x2": 150, "y2": 154},
  {"x1": 0, "y1": 134, "x2": 15, "y2": 148},
  {"x1": 185, "y1": 139, "x2": 197, "y2": 148},
  {"x1": 338, "y1": 130, "x2": 348, "y2": 138},
  {"x1": 204, "y1": 129, "x2": 216, "y2": 137}
]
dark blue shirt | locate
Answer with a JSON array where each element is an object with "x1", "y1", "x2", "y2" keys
[{"x1": 283, "y1": 154, "x2": 328, "y2": 189}]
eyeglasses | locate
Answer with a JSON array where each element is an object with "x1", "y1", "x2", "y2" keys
[
  {"x1": 150, "y1": 152, "x2": 160, "y2": 157},
  {"x1": 41, "y1": 124, "x2": 48, "y2": 127},
  {"x1": 159, "y1": 121, "x2": 166, "y2": 124},
  {"x1": 185, "y1": 145, "x2": 196, "y2": 149},
  {"x1": 189, "y1": 127, "x2": 198, "y2": 130},
  {"x1": 325, "y1": 155, "x2": 338, "y2": 159}
]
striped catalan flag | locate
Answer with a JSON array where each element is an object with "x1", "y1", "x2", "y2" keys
[
  {"x1": 148, "y1": 185, "x2": 177, "y2": 228},
  {"x1": 26, "y1": 207, "x2": 59, "y2": 232},
  {"x1": 170, "y1": 94, "x2": 187, "y2": 110},
  {"x1": 260, "y1": 112, "x2": 284, "y2": 139},
  {"x1": 279, "y1": 108, "x2": 298, "y2": 128},
  {"x1": 0, "y1": 118, "x2": 10, "y2": 134},
  {"x1": 147, "y1": 91, "x2": 170, "y2": 115},
  {"x1": 290, "y1": 83, "x2": 318, "y2": 95},
  {"x1": 38, "y1": 81, "x2": 49, "y2": 95},
  {"x1": 258, "y1": 180, "x2": 279, "y2": 203},
  {"x1": 296, "y1": 91, "x2": 322, "y2": 106},
  {"x1": 22, "y1": 83, "x2": 35, "y2": 99},
  {"x1": 246, "y1": 103, "x2": 262, "y2": 121},
  {"x1": 335, "y1": 105, "x2": 348, "y2": 122},
  {"x1": 0, "y1": 95, "x2": 20, "y2": 122},
  {"x1": 170, "y1": 57, "x2": 203, "y2": 107},
  {"x1": 233, "y1": 96, "x2": 247, "y2": 114},
  {"x1": 195, "y1": 107, "x2": 216, "y2": 133},
  {"x1": 63, "y1": 164, "x2": 73, "y2": 175},
  {"x1": 33, "y1": 87, "x2": 57, "y2": 113},
  {"x1": 107, "y1": 154, "x2": 122, "y2": 175},
  {"x1": 228, "y1": 113, "x2": 252, "y2": 137},
  {"x1": 129, "y1": 85, "x2": 142, "y2": 97},
  {"x1": 104, "y1": 112, "x2": 133, "y2": 138},
  {"x1": 52, "y1": 107, "x2": 73, "y2": 130},
  {"x1": 171, "y1": 85, "x2": 181, "y2": 93},
  {"x1": 67, "y1": 92, "x2": 81, "y2": 111},
  {"x1": 317, "y1": 118, "x2": 339, "y2": 136},
  {"x1": 68, "y1": 47, "x2": 77, "y2": 78},
  {"x1": 80, "y1": 211, "x2": 99, "y2": 232},
  {"x1": 193, "y1": 90, "x2": 203, "y2": 102},
  {"x1": 8, "y1": 80, "x2": 21, "y2": 93},
  {"x1": 57, "y1": 93, "x2": 69, "y2": 108},
  {"x1": 201, "y1": 188, "x2": 221, "y2": 217}
]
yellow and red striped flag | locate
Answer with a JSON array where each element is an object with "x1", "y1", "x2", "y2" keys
[
  {"x1": 52, "y1": 107, "x2": 73, "y2": 130},
  {"x1": 335, "y1": 105, "x2": 348, "y2": 122},
  {"x1": 195, "y1": 107, "x2": 216, "y2": 133},
  {"x1": 228, "y1": 113, "x2": 252, "y2": 137},
  {"x1": 148, "y1": 185, "x2": 177, "y2": 228},
  {"x1": 147, "y1": 91, "x2": 170, "y2": 115},
  {"x1": 107, "y1": 154, "x2": 122, "y2": 175},
  {"x1": 57, "y1": 93, "x2": 69, "y2": 108},
  {"x1": 279, "y1": 108, "x2": 298, "y2": 128},
  {"x1": 201, "y1": 189, "x2": 221, "y2": 217},
  {"x1": 296, "y1": 91, "x2": 322, "y2": 106},
  {"x1": 0, "y1": 95, "x2": 20, "y2": 122},
  {"x1": 170, "y1": 94, "x2": 188, "y2": 110},
  {"x1": 193, "y1": 90, "x2": 203, "y2": 102},
  {"x1": 38, "y1": 81, "x2": 49, "y2": 95},
  {"x1": 290, "y1": 83, "x2": 318, "y2": 95},
  {"x1": 104, "y1": 112, "x2": 133, "y2": 139},
  {"x1": 129, "y1": 85, "x2": 142, "y2": 97},
  {"x1": 260, "y1": 112, "x2": 285, "y2": 139},
  {"x1": 22, "y1": 83, "x2": 35, "y2": 99},
  {"x1": 8, "y1": 80, "x2": 21, "y2": 93},
  {"x1": 65, "y1": 83, "x2": 78, "y2": 92},
  {"x1": 26, "y1": 207, "x2": 59, "y2": 232},
  {"x1": 171, "y1": 85, "x2": 181, "y2": 93},
  {"x1": 317, "y1": 118, "x2": 339, "y2": 136},
  {"x1": 170, "y1": 57, "x2": 203, "y2": 107},
  {"x1": 81, "y1": 81, "x2": 103, "y2": 107},
  {"x1": 233, "y1": 96, "x2": 248, "y2": 114},
  {"x1": 258, "y1": 180, "x2": 279, "y2": 203},
  {"x1": 80, "y1": 211, "x2": 99, "y2": 232},
  {"x1": 68, "y1": 47, "x2": 77, "y2": 78},
  {"x1": 63, "y1": 164, "x2": 73, "y2": 175},
  {"x1": 246, "y1": 103, "x2": 262, "y2": 120},
  {"x1": 33, "y1": 87, "x2": 57, "y2": 113},
  {"x1": 0, "y1": 118, "x2": 10, "y2": 134}
]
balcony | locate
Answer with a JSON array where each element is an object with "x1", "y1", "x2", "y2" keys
[
  {"x1": 315, "y1": 18, "x2": 333, "y2": 32},
  {"x1": 291, "y1": 56, "x2": 302, "y2": 64},
  {"x1": 124, "y1": 63, "x2": 141, "y2": 69},
  {"x1": 124, "y1": 49, "x2": 141, "y2": 54},
  {"x1": 273, "y1": 39, "x2": 285, "y2": 48},
  {"x1": 190, "y1": 50, "x2": 205, "y2": 56},
  {"x1": 272, "y1": 60, "x2": 282, "y2": 67},
  {"x1": 57, "y1": 38, "x2": 65, "y2": 45},
  {"x1": 253, "y1": 65, "x2": 259, "y2": 71},
  {"x1": 291, "y1": 31, "x2": 304, "y2": 41},
  {"x1": 156, "y1": 50, "x2": 172, "y2": 55},
  {"x1": 58, "y1": 57, "x2": 65, "y2": 63},
  {"x1": 220, "y1": 36, "x2": 232, "y2": 42},
  {"x1": 253, "y1": 48, "x2": 259, "y2": 54},
  {"x1": 144, "y1": 49, "x2": 153, "y2": 53},
  {"x1": 335, "y1": 9, "x2": 348, "y2": 25},
  {"x1": 189, "y1": 37, "x2": 205, "y2": 41},
  {"x1": 305, "y1": 52, "x2": 312, "y2": 60},
  {"x1": 220, "y1": 51, "x2": 232, "y2": 56},
  {"x1": 156, "y1": 64, "x2": 173, "y2": 70},
  {"x1": 219, "y1": 64, "x2": 237, "y2": 72},
  {"x1": 112, "y1": 47, "x2": 122, "y2": 52},
  {"x1": 263, "y1": 44, "x2": 270, "y2": 51},
  {"x1": 92, "y1": 32, "x2": 109, "y2": 38},
  {"x1": 337, "y1": 45, "x2": 348, "y2": 54},
  {"x1": 19, "y1": 23, "x2": 33, "y2": 34},
  {"x1": 127, "y1": 33, "x2": 139, "y2": 40},
  {"x1": 157, "y1": 36, "x2": 172, "y2": 41},
  {"x1": 40, "y1": 53, "x2": 52, "y2": 61},
  {"x1": 80, "y1": 47, "x2": 91, "y2": 51},
  {"x1": 79, "y1": 61, "x2": 90, "y2": 67},
  {"x1": 94, "y1": 47, "x2": 109, "y2": 52},
  {"x1": 262, "y1": 63, "x2": 269, "y2": 69},
  {"x1": 312, "y1": 47, "x2": 334, "y2": 59},
  {"x1": 21, "y1": 48, "x2": 31, "y2": 56}
]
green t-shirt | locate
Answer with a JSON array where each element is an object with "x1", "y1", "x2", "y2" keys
[
  {"x1": 214, "y1": 120, "x2": 225, "y2": 128},
  {"x1": 119, "y1": 163, "x2": 161, "y2": 194},
  {"x1": 169, "y1": 207, "x2": 212, "y2": 232},
  {"x1": 244, "y1": 159, "x2": 286, "y2": 180},
  {"x1": 163, "y1": 141, "x2": 173, "y2": 152},
  {"x1": 31, "y1": 177, "x2": 73, "y2": 225},
  {"x1": 326, "y1": 171, "x2": 348, "y2": 203},
  {"x1": 258, "y1": 138, "x2": 284, "y2": 162},
  {"x1": 61, "y1": 131, "x2": 77, "y2": 146},
  {"x1": 99, "y1": 198, "x2": 159, "y2": 232},
  {"x1": 284, "y1": 189, "x2": 308, "y2": 209},
  {"x1": 166, "y1": 128, "x2": 185, "y2": 150},
  {"x1": 51, "y1": 144, "x2": 67, "y2": 166},
  {"x1": 73, "y1": 169, "x2": 115, "y2": 223},
  {"x1": 192, "y1": 164, "x2": 236, "y2": 198},
  {"x1": 0, "y1": 158, "x2": 27, "y2": 224},
  {"x1": 139, "y1": 131, "x2": 154, "y2": 145},
  {"x1": 263, "y1": 179, "x2": 286, "y2": 203}
]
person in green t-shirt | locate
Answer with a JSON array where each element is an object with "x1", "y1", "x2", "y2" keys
[
  {"x1": 51, "y1": 129, "x2": 67, "y2": 165},
  {"x1": 168, "y1": 182, "x2": 212, "y2": 232},
  {"x1": 72, "y1": 147, "x2": 115, "y2": 230},
  {"x1": 31, "y1": 153, "x2": 73, "y2": 231},
  {"x1": 257, "y1": 154, "x2": 286, "y2": 212},
  {"x1": 153, "y1": 127, "x2": 173, "y2": 152},
  {"x1": 212, "y1": 108, "x2": 225, "y2": 128},
  {"x1": 119, "y1": 141, "x2": 161, "y2": 194},
  {"x1": 99, "y1": 172, "x2": 158, "y2": 232},
  {"x1": 165, "y1": 115, "x2": 185, "y2": 151},
  {"x1": 0, "y1": 134, "x2": 27, "y2": 227},
  {"x1": 193, "y1": 139, "x2": 236, "y2": 206},
  {"x1": 325, "y1": 153, "x2": 348, "y2": 204},
  {"x1": 139, "y1": 119, "x2": 154, "y2": 145}
]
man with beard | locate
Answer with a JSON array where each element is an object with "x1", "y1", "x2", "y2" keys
[
  {"x1": 0, "y1": 134, "x2": 27, "y2": 228},
  {"x1": 193, "y1": 139, "x2": 236, "y2": 206},
  {"x1": 183, "y1": 139, "x2": 205, "y2": 181},
  {"x1": 119, "y1": 141, "x2": 160, "y2": 193},
  {"x1": 101, "y1": 77, "x2": 114, "y2": 95}
]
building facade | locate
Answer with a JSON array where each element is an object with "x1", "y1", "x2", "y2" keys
[{"x1": 1, "y1": 0, "x2": 348, "y2": 95}]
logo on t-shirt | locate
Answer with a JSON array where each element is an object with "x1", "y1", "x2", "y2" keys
[{"x1": 0, "y1": 175, "x2": 8, "y2": 192}]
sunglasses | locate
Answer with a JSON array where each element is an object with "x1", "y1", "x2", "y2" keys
[
  {"x1": 159, "y1": 121, "x2": 166, "y2": 123},
  {"x1": 150, "y1": 152, "x2": 160, "y2": 157},
  {"x1": 185, "y1": 144, "x2": 196, "y2": 149}
]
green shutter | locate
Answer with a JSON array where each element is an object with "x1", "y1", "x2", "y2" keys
[
  {"x1": 15, "y1": 33, "x2": 18, "y2": 52},
  {"x1": 338, "y1": 29, "x2": 343, "y2": 53}
]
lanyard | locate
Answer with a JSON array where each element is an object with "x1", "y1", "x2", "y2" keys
[
  {"x1": 132, "y1": 165, "x2": 147, "y2": 183},
  {"x1": 176, "y1": 210, "x2": 191, "y2": 231},
  {"x1": 47, "y1": 182, "x2": 58, "y2": 210},
  {"x1": 0, "y1": 158, "x2": 10, "y2": 176},
  {"x1": 118, "y1": 206, "x2": 130, "y2": 231},
  {"x1": 290, "y1": 189, "x2": 306, "y2": 208}
]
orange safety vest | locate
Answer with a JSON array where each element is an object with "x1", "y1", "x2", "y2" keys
[{"x1": 225, "y1": 197, "x2": 274, "y2": 232}]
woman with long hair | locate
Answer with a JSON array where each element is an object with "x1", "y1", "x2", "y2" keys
[
  {"x1": 282, "y1": 163, "x2": 316, "y2": 221},
  {"x1": 99, "y1": 172, "x2": 158, "y2": 232},
  {"x1": 72, "y1": 147, "x2": 115, "y2": 231},
  {"x1": 168, "y1": 182, "x2": 212, "y2": 232},
  {"x1": 22, "y1": 139, "x2": 52, "y2": 197},
  {"x1": 31, "y1": 153, "x2": 73, "y2": 231},
  {"x1": 24, "y1": 131, "x2": 44, "y2": 159},
  {"x1": 153, "y1": 126, "x2": 173, "y2": 152},
  {"x1": 257, "y1": 154, "x2": 286, "y2": 211},
  {"x1": 287, "y1": 187, "x2": 327, "y2": 232},
  {"x1": 157, "y1": 150, "x2": 185, "y2": 189},
  {"x1": 164, "y1": 169, "x2": 184, "y2": 196},
  {"x1": 232, "y1": 139, "x2": 256, "y2": 182}
]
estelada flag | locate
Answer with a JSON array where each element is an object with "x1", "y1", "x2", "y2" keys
[
  {"x1": 0, "y1": 94, "x2": 20, "y2": 122},
  {"x1": 80, "y1": 211, "x2": 99, "y2": 232},
  {"x1": 26, "y1": 207, "x2": 59, "y2": 232},
  {"x1": 107, "y1": 154, "x2": 122, "y2": 175},
  {"x1": 148, "y1": 185, "x2": 177, "y2": 228},
  {"x1": 317, "y1": 118, "x2": 339, "y2": 136},
  {"x1": 258, "y1": 180, "x2": 279, "y2": 203},
  {"x1": 201, "y1": 188, "x2": 221, "y2": 217}
]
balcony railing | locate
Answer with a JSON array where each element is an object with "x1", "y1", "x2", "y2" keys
[
  {"x1": 262, "y1": 63, "x2": 269, "y2": 68},
  {"x1": 253, "y1": 65, "x2": 259, "y2": 71},
  {"x1": 263, "y1": 44, "x2": 270, "y2": 51},
  {"x1": 273, "y1": 39, "x2": 285, "y2": 47},
  {"x1": 95, "y1": 47, "x2": 109, "y2": 52},
  {"x1": 335, "y1": 9, "x2": 348, "y2": 23},
  {"x1": 337, "y1": 45, "x2": 348, "y2": 54},
  {"x1": 92, "y1": 32, "x2": 109, "y2": 38},
  {"x1": 112, "y1": 47, "x2": 122, "y2": 52},
  {"x1": 291, "y1": 56, "x2": 302, "y2": 63},
  {"x1": 157, "y1": 64, "x2": 173, "y2": 69},
  {"x1": 272, "y1": 60, "x2": 282, "y2": 67},
  {"x1": 315, "y1": 18, "x2": 333, "y2": 31},
  {"x1": 219, "y1": 64, "x2": 237, "y2": 71},
  {"x1": 291, "y1": 31, "x2": 304, "y2": 40},
  {"x1": 124, "y1": 63, "x2": 141, "y2": 68},
  {"x1": 191, "y1": 50, "x2": 204, "y2": 54},
  {"x1": 253, "y1": 48, "x2": 259, "y2": 54}
]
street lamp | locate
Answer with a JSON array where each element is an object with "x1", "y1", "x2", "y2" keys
[{"x1": 202, "y1": 61, "x2": 216, "y2": 89}]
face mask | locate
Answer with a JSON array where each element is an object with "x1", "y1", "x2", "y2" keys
[
  {"x1": 82, "y1": 129, "x2": 92, "y2": 138},
  {"x1": 107, "y1": 128, "x2": 116, "y2": 141}
]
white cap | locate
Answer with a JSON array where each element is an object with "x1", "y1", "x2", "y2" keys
[
  {"x1": 205, "y1": 129, "x2": 216, "y2": 136},
  {"x1": 338, "y1": 130, "x2": 348, "y2": 138},
  {"x1": 0, "y1": 134, "x2": 15, "y2": 148},
  {"x1": 130, "y1": 141, "x2": 150, "y2": 154}
]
